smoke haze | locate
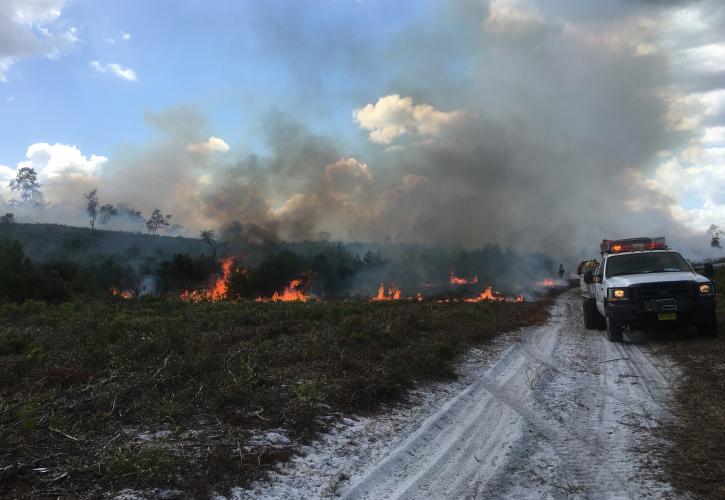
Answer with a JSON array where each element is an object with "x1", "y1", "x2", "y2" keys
[{"x1": 3, "y1": 0, "x2": 725, "y2": 261}]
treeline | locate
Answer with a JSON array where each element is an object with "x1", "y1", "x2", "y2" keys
[{"x1": 1, "y1": 236, "x2": 554, "y2": 304}]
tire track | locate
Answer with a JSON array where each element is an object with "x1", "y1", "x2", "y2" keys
[{"x1": 342, "y1": 290, "x2": 675, "y2": 499}]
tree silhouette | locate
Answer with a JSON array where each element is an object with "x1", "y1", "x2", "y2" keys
[
  {"x1": 99, "y1": 204, "x2": 118, "y2": 225},
  {"x1": 9, "y1": 167, "x2": 44, "y2": 207},
  {"x1": 200, "y1": 229, "x2": 217, "y2": 256},
  {"x1": 145, "y1": 209, "x2": 172, "y2": 233},
  {"x1": 84, "y1": 189, "x2": 99, "y2": 229}
]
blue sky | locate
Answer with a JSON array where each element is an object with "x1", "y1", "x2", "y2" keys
[
  {"x1": 2, "y1": 0, "x2": 725, "y2": 254},
  {"x1": 0, "y1": 0, "x2": 432, "y2": 161}
]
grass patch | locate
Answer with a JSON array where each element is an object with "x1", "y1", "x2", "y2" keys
[
  {"x1": 654, "y1": 267, "x2": 725, "y2": 499},
  {"x1": 0, "y1": 295, "x2": 552, "y2": 498}
]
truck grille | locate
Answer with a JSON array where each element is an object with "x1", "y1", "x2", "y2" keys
[{"x1": 633, "y1": 282, "x2": 692, "y2": 302}]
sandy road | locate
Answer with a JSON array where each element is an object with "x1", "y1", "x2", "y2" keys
[{"x1": 341, "y1": 290, "x2": 676, "y2": 499}]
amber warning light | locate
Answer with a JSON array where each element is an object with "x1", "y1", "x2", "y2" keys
[{"x1": 600, "y1": 237, "x2": 667, "y2": 254}]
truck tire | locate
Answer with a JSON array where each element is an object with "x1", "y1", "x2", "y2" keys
[
  {"x1": 606, "y1": 315, "x2": 624, "y2": 343},
  {"x1": 583, "y1": 298, "x2": 596, "y2": 330},
  {"x1": 697, "y1": 314, "x2": 718, "y2": 338}
]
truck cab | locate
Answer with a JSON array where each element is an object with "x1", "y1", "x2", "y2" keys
[{"x1": 582, "y1": 237, "x2": 717, "y2": 342}]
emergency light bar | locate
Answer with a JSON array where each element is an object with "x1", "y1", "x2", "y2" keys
[{"x1": 600, "y1": 236, "x2": 667, "y2": 254}]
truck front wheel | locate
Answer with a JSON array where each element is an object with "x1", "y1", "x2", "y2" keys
[{"x1": 606, "y1": 315, "x2": 624, "y2": 343}]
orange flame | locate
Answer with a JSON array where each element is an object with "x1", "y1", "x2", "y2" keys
[
  {"x1": 464, "y1": 286, "x2": 504, "y2": 302},
  {"x1": 537, "y1": 278, "x2": 556, "y2": 287},
  {"x1": 371, "y1": 283, "x2": 402, "y2": 301},
  {"x1": 449, "y1": 269, "x2": 478, "y2": 285},
  {"x1": 181, "y1": 257, "x2": 235, "y2": 303},
  {"x1": 464, "y1": 287, "x2": 525, "y2": 303},
  {"x1": 256, "y1": 279, "x2": 309, "y2": 302},
  {"x1": 110, "y1": 287, "x2": 134, "y2": 299}
]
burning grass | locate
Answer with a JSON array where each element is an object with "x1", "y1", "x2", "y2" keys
[
  {"x1": 0, "y1": 293, "x2": 553, "y2": 498},
  {"x1": 651, "y1": 266, "x2": 725, "y2": 499}
]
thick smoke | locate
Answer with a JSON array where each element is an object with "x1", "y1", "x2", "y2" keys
[{"x1": 5, "y1": 0, "x2": 721, "y2": 263}]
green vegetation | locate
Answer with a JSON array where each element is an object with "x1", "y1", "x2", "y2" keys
[
  {"x1": 0, "y1": 294, "x2": 551, "y2": 498},
  {"x1": 656, "y1": 266, "x2": 725, "y2": 498}
]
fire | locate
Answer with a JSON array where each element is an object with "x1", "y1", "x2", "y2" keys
[
  {"x1": 537, "y1": 278, "x2": 556, "y2": 287},
  {"x1": 256, "y1": 279, "x2": 309, "y2": 302},
  {"x1": 371, "y1": 283, "x2": 402, "y2": 301},
  {"x1": 110, "y1": 287, "x2": 134, "y2": 299},
  {"x1": 463, "y1": 287, "x2": 525, "y2": 303},
  {"x1": 464, "y1": 286, "x2": 503, "y2": 302},
  {"x1": 449, "y1": 269, "x2": 478, "y2": 285},
  {"x1": 180, "y1": 257, "x2": 235, "y2": 303}
]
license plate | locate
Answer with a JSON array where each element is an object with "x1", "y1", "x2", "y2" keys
[{"x1": 658, "y1": 312, "x2": 677, "y2": 321}]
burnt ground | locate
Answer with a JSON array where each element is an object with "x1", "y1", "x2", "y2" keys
[{"x1": 0, "y1": 295, "x2": 552, "y2": 499}]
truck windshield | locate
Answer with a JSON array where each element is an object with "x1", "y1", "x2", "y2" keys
[{"x1": 605, "y1": 252, "x2": 692, "y2": 278}]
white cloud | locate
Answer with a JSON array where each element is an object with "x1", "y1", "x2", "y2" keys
[
  {"x1": 0, "y1": 0, "x2": 78, "y2": 81},
  {"x1": 1, "y1": 142, "x2": 108, "y2": 203},
  {"x1": 121, "y1": 32, "x2": 131, "y2": 41},
  {"x1": 90, "y1": 60, "x2": 138, "y2": 82},
  {"x1": 186, "y1": 136, "x2": 231, "y2": 153},
  {"x1": 353, "y1": 94, "x2": 466, "y2": 145},
  {"x1": 483, "y1": 0, "x2": 546, "y2": 36},
  {"x1": 19, "y1": 142, "x2": 107, "y2": 180}
]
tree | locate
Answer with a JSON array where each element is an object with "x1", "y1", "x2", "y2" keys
[
  {"x1": 99, "y1": 204, "x2": 118, "y2": 225},
  {"x1": 145, "y1": 209, "x2": 172, "y2": 233},
  {"x1": 9, "y1": 167, "x2": 44, "y2": 207},
  {"x1": 708, "y1": 224, "x2": 721, "y2": 249},
  {"x1": 200, "y1": 229, "x2": 217, "y2": 256},
  {"x1": 0, "y1": 213, "x2": 14, "y2": 224},
  {"x1": 84, "y1": 189, "x2": 99, "y2": 229}
]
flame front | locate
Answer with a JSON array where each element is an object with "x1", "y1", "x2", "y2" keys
[
  {"x1": 449, "y1": 269, "x2": 478, "y2": 285},
  {"x1": 537, "y1": 278, "x2": 556, "y2": 287},
  {"x1": 256, "y1": 279, "x2": 309, "y2": 302},
  {"x1": 181, "y1": 257, "x2": 235, "y2": 303},
  {"x1": 464, "y1": 286, "x2": 525, "y2": 303},
  {"x1": 371, "y1": 283, "x2": 402, "y2": 301},
  {"x1": 110, "y1": 287, "x2": 134, "y2": 299}
]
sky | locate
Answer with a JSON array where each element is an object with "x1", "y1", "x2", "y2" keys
[{"x1": 1, "y1": 0, "x2": 725, "y2": 257}]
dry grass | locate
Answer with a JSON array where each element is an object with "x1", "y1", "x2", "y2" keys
[
  {"x1": 653, "y1": 268, "x2": 725, "y2": 499},
  {"x1": 0, "y1": 294, "x2": 552, "y2": 498}
]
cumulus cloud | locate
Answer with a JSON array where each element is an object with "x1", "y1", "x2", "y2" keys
[
  {"x1": 90, "y1": 61, "x2": 138, "y2": 82},
  {"x1": 353, "y1": 94, "x2": 467, "y2": 145},
  {"x1": 1, "y1": 142, "x2": 107, "y2": 204},
  {"x1": 325, "y1": 158, "x2": 373, "y2": 192},
  {"x1": 0, "y1": 0, "x2": 77, "y2": 81},
  {"x1": 186, "y1": 136, "x2": 231, "y2": 153}
]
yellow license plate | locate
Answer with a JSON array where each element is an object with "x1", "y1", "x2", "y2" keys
[{"x1": 658, "y1": 312, "x2": 677, "y2": 321}]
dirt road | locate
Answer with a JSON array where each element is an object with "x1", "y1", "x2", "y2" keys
[{"x1": 341, "y1": 290, "x2": 675, "y2": 499}]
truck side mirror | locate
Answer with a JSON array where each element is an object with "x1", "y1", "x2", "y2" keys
[
  {"x1": 703, "y1": 263, "x2": 715, "y2": 278},
  {"x1": 583, "y1": 271, "x2": 593, "y2": 284}
]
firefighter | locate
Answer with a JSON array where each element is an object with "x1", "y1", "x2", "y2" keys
[{"x1": 558, "y1": 264, "x2": 565, "y2": 279}]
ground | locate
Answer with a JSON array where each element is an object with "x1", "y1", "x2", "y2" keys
[
  {"x1": 0, "y1": 295, "x2": 547, "y2": 499},
  {"x1": 243, "y1": 291, "x2": 676, "y2": 499},
  {"x1": 3, "y1": 276, "x2": 724, "y2": 499}
]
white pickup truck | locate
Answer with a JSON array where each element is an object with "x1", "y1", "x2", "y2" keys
[{"x1": 581, "y1": 237, "x2": 717, "y2": 342}]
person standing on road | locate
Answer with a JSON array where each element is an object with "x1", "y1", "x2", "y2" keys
[{"x1": 558, "y1": 264, "x2": 565, "y2": 279}]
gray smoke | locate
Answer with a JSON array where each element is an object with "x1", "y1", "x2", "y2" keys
[{"x1": 6, "y1": 0, "x2": 722, "y2": 263}]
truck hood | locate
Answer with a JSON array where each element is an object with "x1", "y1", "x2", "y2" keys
[{"x1": 607, "y1": 271, "x2": 710, "y2": 287}]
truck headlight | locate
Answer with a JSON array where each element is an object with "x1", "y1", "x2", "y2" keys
[
  {"x1": 698, "y1": 283, "x2": 715, "y2": 295},
  {"x1": 608, "y1": 288, "x2": 628, "y2": 301}
]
